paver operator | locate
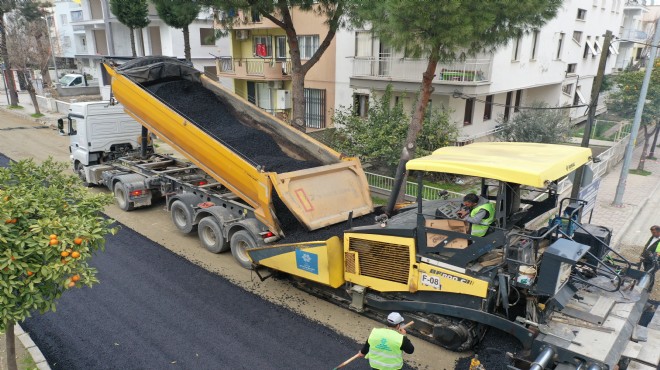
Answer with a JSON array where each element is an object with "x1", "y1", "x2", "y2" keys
[
  {"x1": 457, "y1": 193, "x2": 495, "y2": 237},
  {"x1": 356, "y1": 312, "x2": 414, "y2": 370}
]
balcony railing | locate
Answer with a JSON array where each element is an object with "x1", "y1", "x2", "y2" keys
[
  {"x1": 620, "y1": 29, "x2": 648, "y2": 41},
  {"x1": 216, "y1": 57, "x2": 292, "y2": 79},
  {"x1": 351, "y1": 57, "x2": 491, "y2": 83}
]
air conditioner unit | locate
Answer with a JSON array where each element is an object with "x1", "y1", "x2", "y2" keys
[
  {"x1": 276, "y1": 90, "x2": 291, "y2": 110},
  {"x1": 236, "y1": 30, "x2": 249, "y2": 40},
  {"x1": 268, "y1": 80, "x2": 283, "y2": 89}
]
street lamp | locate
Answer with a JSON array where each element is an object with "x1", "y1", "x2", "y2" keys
[{"x1": 41, "y1": 15, "x2": 60, "y2": 85}]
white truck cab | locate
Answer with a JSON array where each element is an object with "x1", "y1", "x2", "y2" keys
[
  {"x1": 59, "y1": 73, "x2": 87, "y2": 87},
  {"x1": 58, "y1": 101, "x2": 145, "y2": 184}
]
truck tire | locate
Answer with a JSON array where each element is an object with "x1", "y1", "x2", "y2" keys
[
  {"x1": 113, "y1": 182, "x2": 134, "y2": 211},
  {"x1": 230, "y1": 230, "x2": 259, "y2": 270},
  {"x1": 198, "y1": 216, "x2": 229, "y2": 253},
  {"x1": 74, "y1": 162, "x2": 91, "y2": 187},
  {"x1": 170, "y1": 200, "x2": 195, "y2": 234}
]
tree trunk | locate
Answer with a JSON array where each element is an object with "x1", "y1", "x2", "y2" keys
[
  {"x1": 648, "y1": 122, "x2": 659, "y2": 158},
  {"x1": 386, "y1": 50, "x2": 439, "y2": 214},
  {"x1": 283, "y1": 23, "x2": 305, "y2": 132},
  {"x1": 6, "y1": 321, "x2": 18, "y2": 370},
  {"x1": 0, "y1": 14, "x2": 19, "y2": 106},
  {"x1": 637, "y1": 124, "x2": 652, "y2": 171},
  {"x1": 130, "y1": 28, "x2": 137, "y2": 58},
  {"x1": 183, "y1": 25, "x2": 191, "y2": 61},
  {"x1": 18, "y1": 70, "x2": 40, "y2": 115},
  {"x1": 35, "y1": 36, "x2": 52, "y2": 87}
]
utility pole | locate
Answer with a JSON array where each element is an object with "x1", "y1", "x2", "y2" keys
[
  {"x1": 42, "y1": 15, "x2": 60, "y2": 83},
  {"x1": 570, "y1": 31, "x2": 613, "y2": 200},
  {"x1": 613, "y1": 19, "x2": 660, "y2": 206}
]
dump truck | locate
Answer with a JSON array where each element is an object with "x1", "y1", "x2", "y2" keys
[
  {"x1": 247, "y1": 143, "x2": 657, "y2": 370},
  {"x1": 59, "y1": 56, "x2": 372, "y2": 269}
]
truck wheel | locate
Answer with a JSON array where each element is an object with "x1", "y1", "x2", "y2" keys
[
  {"x1": 198, "y1": 217, "x2": 229, "y2": 253},
  {"x1": 230, "y1": 230, "x2": 260, "y2": 269},
  {"x1": 170, "y1": 200, "x2": 195, "y2": 234},
  {"x1": 74, "y1": 162, "x2": 91, "y2": 187},
  {"x1": 113, "y1": 182, "x2": 134, "y2": 211}
]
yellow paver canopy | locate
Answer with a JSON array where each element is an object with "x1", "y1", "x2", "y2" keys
[{"x1": 406, "y1": 142, "x2": 592, "y2": 188}]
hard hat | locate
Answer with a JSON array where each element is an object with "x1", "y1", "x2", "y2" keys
[{"x1": 387, "y1": 312, "x2": 404, "y2": 325}]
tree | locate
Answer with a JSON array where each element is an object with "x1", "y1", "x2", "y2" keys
[
  {"x1": 350, "y1": 0, "x2": 562, "y2": 210},
  {"x1": 0, "y1": 0, "x2": 19, "y2": 106},
  {"x1": 110, "y1": 0, "x2": 150, "y2": 57},
  {"x1": 0, "y1": 158, "x2": 116, "y2": 370},
  {"x1": 607, "y1": 65, "x2": 660, "y2": 170},
  {"x1": 331, "y1": 86, "x2": 458, "y2": 171},
  {"x1": 18, "y1": 1, "x2": 53, "y2": 86},
  {"x1": 495, "y1": 102, "x2": 571, "y2": 144},
  {"x1": 152, "y1": 0, "x2": 200, "y2": 61},
  {"x1": 207, "y1": 0, "x2": 347, "y2": 132}
]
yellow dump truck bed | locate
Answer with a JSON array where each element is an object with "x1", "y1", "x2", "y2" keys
[{"x1": 105, "y1": 57, "x2": 372, "y2": 236}]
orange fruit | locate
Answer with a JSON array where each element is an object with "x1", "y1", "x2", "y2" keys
[
  {"x1": 3, "y1": 196, "x2": 8, "y2": 201},
  {"x1": 61, "y1": 251, "x2": 70, "y2": 257},
  {"x1": 71, "y1": 274, "x2": 80, "y2": 282},
  {"x1": 68, "y1": 281, "x2": 76, "y2": 288},
  {"x1": 73, "y1": 238, "x2": 83, "y2": 245},
  {"x1": 4, "y1": 219, "x2": 11, "y2": 224},
  {"x1": 71, "y1": 251, "x2": 81, "y2": 259},
  {"x1": 49, "y1": 234, "x2": 58, "y2": 239},
  {"x1": 10, "y1": 256, "x2": 16, "y2": 261},
  {"x1": 49, "y1": 239, "x2": 59, "y2": 246},
  {"x1": 10, "y1": 218, "x2": 17, "y2": 224},
  {"x1": 27, "y1": 271, "x2": 33, "y2": 276}
]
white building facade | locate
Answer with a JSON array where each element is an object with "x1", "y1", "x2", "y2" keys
[{"x1": 336, "y1": 0, "x2": 626, "y2": 143}]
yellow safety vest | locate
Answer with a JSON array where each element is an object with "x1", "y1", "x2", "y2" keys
[
  {"x1": 366, "y1": 328, "x2": 404, "y2": 370},
  {"x1": 470, "y1": 202, "x2": 495, "y2": 237}
]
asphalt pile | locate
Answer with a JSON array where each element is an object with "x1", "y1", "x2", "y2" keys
[
  {"x1": 455, "y1": 328, "x2": 521, "y2": 369},
  {"x1": 146, "y1": 79, "x2": 322, "y2": 173}
]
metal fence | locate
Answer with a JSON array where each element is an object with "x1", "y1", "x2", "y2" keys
[{"x1": 365, "y1": 172, "x2": 464, "y2": 201}]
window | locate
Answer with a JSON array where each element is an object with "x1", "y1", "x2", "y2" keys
[
  {"x1": 71, "y1": 10, "x2": 83, "y2": 22},
  {"x1": 203, "y1": 66, "x2": 217, "y2": 79},
  {"x1": 601, "y1": 0, "x2": 606, "y2": 9},
  {"x1": 299, "y1": 35, "x2": 319, "y2": 59},
  {"x1": 593, "y1": 0, "x2": 598, "y2": 6},
  {"x1": 276, "y1": 36, "x2": 287, "y2": 60},
  {"x1": 504, "y1": 92, "x2": 513, "y2": 121},
  {"x1": 353, "y1": 93, "x2": 369, "y2": 118},
  {"x1": 483, "y1": 95, "x2": 493, "y2": 120},
  {"x1": 251, "y1": 10, "x2": 261, "y2": 23},
  {"x1": 512, "y1": 36, "x2": 521, "y2": 61},
  {"x1": 593, "y1": 36, "x2": 602, "y2": 56},
  {"x1": 567, "y1": 63, "x2": 577, "y2": 74},
  {"x1": 572, "y1": 31, "x2": 583, "y2": 43},
  {"x1": 253, "y1": 35, "x2": 272, "y2": 57},
  {"x1": 562, "y1": 83, "x2": 574, "y2": 96},
  {"x1": 200, "y1": 28, "x2": 215, "y2": 46},
  {"x1": 530, "y1": 30, "x2": 540, "y2": 60},
  {"x1": 60, "y1": 14, "x2": 68, "y2": 25},
  {"x1": 586, "y1": 37, "x2": 597, "y2": 56},
  {"x1": 464, "y1": 98, "x2": 474, "y2": 126},
  {"x1": 304, "y1": 88, "x2": 326, "y2": 129},
  {"x1": 355, "y1": 31, "x2": 372, "y2": 57},
  {"x1": 577, "y1": 8, "x2": 587, "y2": 20},
  {"x1": 556, "y1": 33, "x2": 565, "y2": 60},
  {"x1": 514, "y1": 90, "x2": 522, "y2": 112},
  {"x1": 574, "y1": 87, "x2": 586, "y2": 106},
  {"x1": 609, "y1": 42, "x2": 619, "y2": 55}
]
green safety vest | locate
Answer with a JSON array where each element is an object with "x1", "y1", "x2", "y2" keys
[
  {"x1": 366, "y1": 328, "x2": 404, "y2": 370},
  {"x1": 470, "y1": 202, "x2": 495, "y2": 237}
]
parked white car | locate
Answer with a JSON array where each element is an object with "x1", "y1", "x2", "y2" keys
[{"x1": 59, "y1": 74, "x2": 87, "y2": 87}]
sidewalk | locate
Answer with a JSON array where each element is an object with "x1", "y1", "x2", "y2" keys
[{"x1": 0, "y1": 91, "x2": 62, "y2": 127}]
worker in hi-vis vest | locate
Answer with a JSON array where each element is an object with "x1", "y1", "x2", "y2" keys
[
  {"x1": 457, "y1": 193, "x2": 495, "y2": 237},
  {"x1": 357, "y1": 312, "x2": 414, "y2": 370}
]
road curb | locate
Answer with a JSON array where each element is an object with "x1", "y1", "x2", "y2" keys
[
  {"x1": 611, "y1": 161, "x2": 660, "y2": 247},
  {"x1": 14, "y1": 324, "x2": 51, "y2": 370},
  {"x1": 0, "y1": 106, "x2": 56, "y2": 127}
]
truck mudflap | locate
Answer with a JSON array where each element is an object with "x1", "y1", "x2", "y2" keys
[
  {"x1": 270, "y1": 160, "x2": 373, "y2": 231},
  {"x1": 247, "y1": 236, "x2": 345, "y2": 288}
]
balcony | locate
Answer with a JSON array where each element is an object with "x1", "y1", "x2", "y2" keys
[
  {"x1": 624, "y1": 0, "x2": 648, "y2": 12},
  {"x1": 620, "y1": 28, "x2": 648, "y2": 42},
  {"x1": 216, "y1": 57, "x2": 292, "y2": 80},
  {"x1": 351, "y1": 57, "x2": 492, "y2": 85}
]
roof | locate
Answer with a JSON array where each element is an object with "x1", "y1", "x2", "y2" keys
[{"x1": 406, "y1": 142, "x2": 592, "y2": 188}]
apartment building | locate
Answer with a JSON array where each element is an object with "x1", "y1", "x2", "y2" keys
[
  {"x1": 614, "y1": 0, "x2": 650, "y2": 70},
  {"x1": 69, "y1": 0, "x2": 229, "y2": 84},
  {"x1": 337, "y1": 0, "x2": 626, "y2": 143},
  {"x1": 214, "y1": 8, "x2": 336, "y2": 130}
]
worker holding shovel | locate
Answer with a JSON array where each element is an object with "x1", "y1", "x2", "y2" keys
[{"x1": 334, "y1": 312, "x2": 414, "y2": 369}]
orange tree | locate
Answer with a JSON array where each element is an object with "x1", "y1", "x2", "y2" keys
[{"x1": 0, "y1": 158, "x2": 116, "y2": 370}]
